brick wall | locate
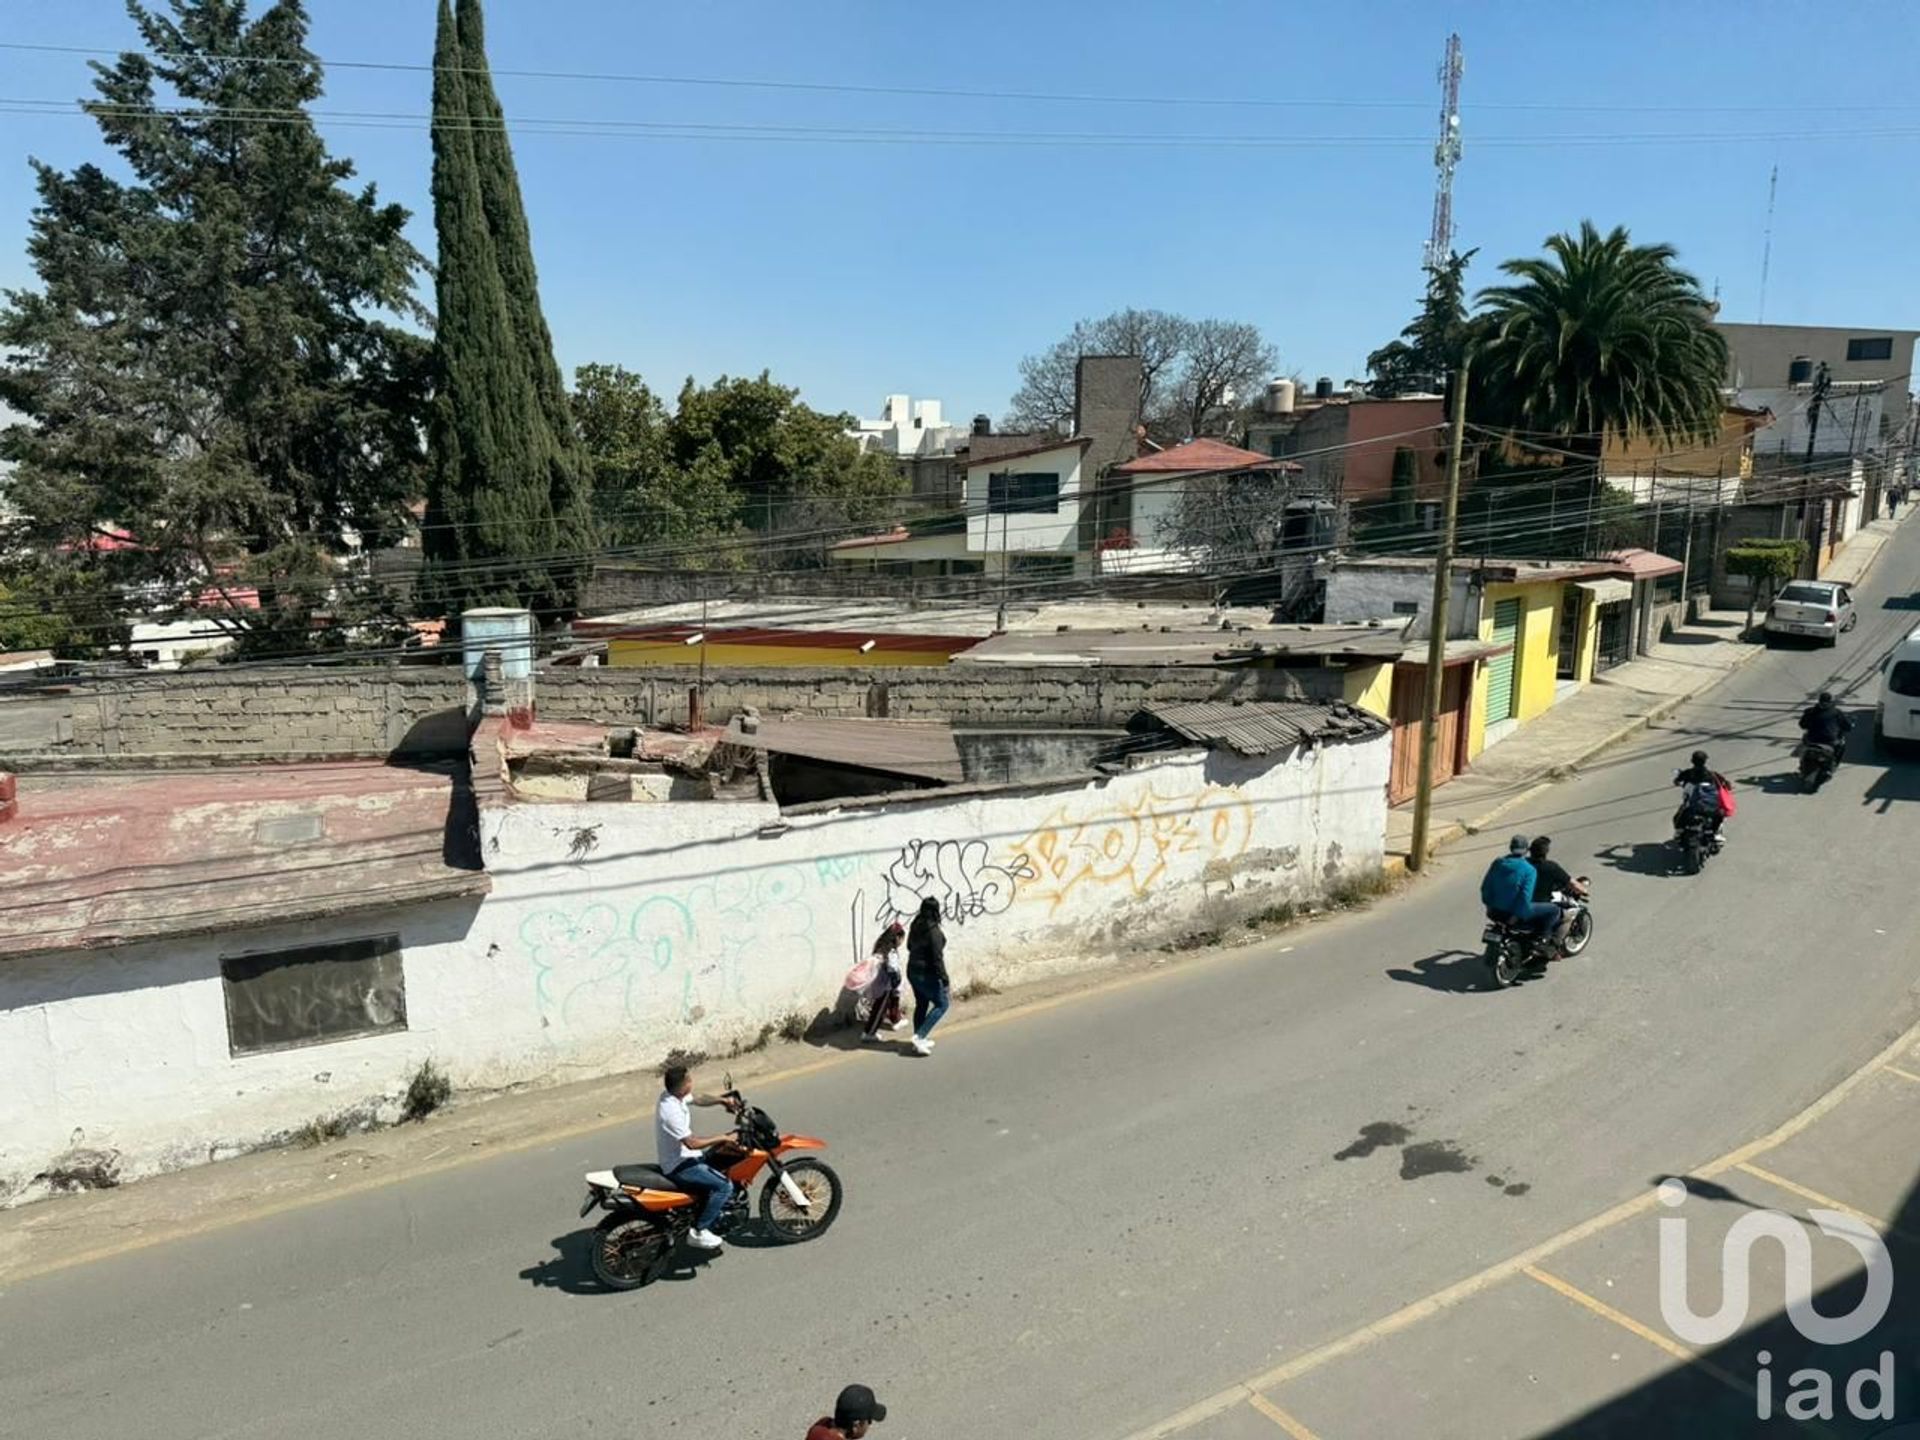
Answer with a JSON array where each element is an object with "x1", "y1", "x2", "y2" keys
[{"x1": 53, "y1": 669, "x2": 469, "y2": 759}]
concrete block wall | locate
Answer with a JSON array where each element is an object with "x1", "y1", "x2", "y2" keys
[{"x1": 59, "y1": 669, "x2": 469, "y2": 758}]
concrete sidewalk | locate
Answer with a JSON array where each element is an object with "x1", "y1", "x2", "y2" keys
[{"x1": 1385, "y1": 511, "x2": 1911, "y2": 868}]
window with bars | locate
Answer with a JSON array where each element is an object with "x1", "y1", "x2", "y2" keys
[{"x1": 987, "y1": 471, "x2": 1061, "y2": 515}]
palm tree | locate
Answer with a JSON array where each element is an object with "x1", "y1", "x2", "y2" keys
[{"x1": 1473, "y1": 221, "x2": 1728, "y2": 464}]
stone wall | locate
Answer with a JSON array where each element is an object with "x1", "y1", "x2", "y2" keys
[
  {"x1": 54, "y1": 669, "x2": 469, "y2": 759},
  {"x1": 535, "y1": 662, "x2": 1345, "y2": 730}
]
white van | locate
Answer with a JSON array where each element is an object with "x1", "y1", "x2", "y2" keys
[{"x1": 1876, "y1": 627, "x2": 1920, "y2": 746}]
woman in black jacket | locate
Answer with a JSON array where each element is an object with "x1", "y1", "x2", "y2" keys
[{"x1": 905, "y1": 896, "x2": 949, "y2": 1057}]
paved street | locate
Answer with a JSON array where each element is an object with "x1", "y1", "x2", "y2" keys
[{"x1": 4, "y1": 521, "x2": 1920, "y2": 1440}]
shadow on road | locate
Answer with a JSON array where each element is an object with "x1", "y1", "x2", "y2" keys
[
  {"x1": 1862, "y1": 759, "x2": 1920, "y2": 812},
  {"x1": 1592, "y1": 841, "x2": 1683, "y2": 878},
  {"x1": 519, "y1": 1227, "x2": 720, "y2": 1295},
  {"x1": 1386, "y1": 950, "x2": 1494, "y2": 994},
  {"x1": 1646, "y1": 1173, "x2": 1768, "y2": 1213}
]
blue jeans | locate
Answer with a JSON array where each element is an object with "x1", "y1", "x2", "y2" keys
[
  {"x1": 1491, "y1": 903, "x2": 1558, "y2": 936},
  {"x1": 911, "y1": 978, "x2": 950, "y2": 1039},
  {"x1": 670, "y1": 1160, "x2": 733, "y2": 1231}
]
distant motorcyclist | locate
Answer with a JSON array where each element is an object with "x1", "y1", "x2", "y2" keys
[
  {"x1": 1481, "y1": 834, "x2": 1559, "y2": 942},
  {"x1": 1672, "y1": 750, "x2": 1726, "y2": 847},
  {"x1": 1799, "y1": 692, "x2": 1854, "y2": 751},
  {"x1": 1527, "y1": 836, "x2": 1587, "y2": 951}
]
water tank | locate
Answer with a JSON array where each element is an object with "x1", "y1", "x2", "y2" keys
[
  {"x1": 461, "y1": 607, "x2": 534, "y2": 680},
  {"x1": 972, "y1": 413, "x2": 992, "y2": 436},
  {"x1": 1788, "y1": 355, "x2": 1814, "y2": 385},
  {"x1": 1265, "y1": 378, "x2": 1296, "y2": 415},
  {"x1": 1314, "y1": 376, "x2": 1335, "y2": 400}
]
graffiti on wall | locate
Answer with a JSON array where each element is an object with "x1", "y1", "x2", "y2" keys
[
  {"x1": 1011, "y1": 782, "x2": 1254, "y2": 914},
  {"x1": 521, "y1": 866, "x2": 816, "y2": 1032},
  {"x1": 877, "y1": 839, "x2": 1036, "y2": 926}
]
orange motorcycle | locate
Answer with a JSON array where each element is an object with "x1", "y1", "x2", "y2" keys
[{"x1": 579, "y1": 1078, "x2": 843, "y2": 1291}]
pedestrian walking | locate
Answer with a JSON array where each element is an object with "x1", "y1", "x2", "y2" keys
[
  {"x1": 806, "y1": 1383, "x2": 888, "y2": 1438},
  {"x1": 860, "y1": 921, "x2": 906, "y2": 1043},
  {"x1": 905, "y1": 896, "x2": 949, "y2": 1057}
]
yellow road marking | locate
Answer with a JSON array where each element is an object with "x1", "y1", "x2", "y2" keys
[
  {"x1": 1247, "y1": 1393, "x2": 1323, "y2": 1439},
  {"x1": 1521, "y1": 1265, "x2": 1749, "y2": 1398},
  {"x1": 1882, "y1": 1063, "x2": 1920, "y2": 1086},
  {"x1": 1735, "y1": 1161, "x2": 1906, "y2": 1240},
  {"x1": 1122, "y1": 1008, "x2": 1920, "y2": 1439},
  {"x1": 0, "y1": 933, "x2": 1315, "y2": 1288}
]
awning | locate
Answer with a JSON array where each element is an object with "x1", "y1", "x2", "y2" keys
[{"x1": 1577, "y1": 578, "x2": 1634, "y2": 606}]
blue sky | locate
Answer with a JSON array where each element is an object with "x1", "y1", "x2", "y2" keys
[{"x1": 3, "y1": 1, "x2": 1918, "y2": 423}]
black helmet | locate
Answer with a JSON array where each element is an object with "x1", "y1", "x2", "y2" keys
[
  {"x1": 1691, "y1": 750, "x2": 1709, "y2": 765},
  {"x1": 1818, "y1": 692, "x2": 1835, "y2": 706}
]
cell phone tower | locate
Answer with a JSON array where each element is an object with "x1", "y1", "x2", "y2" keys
[{"x1": 1423, "y1": 33, "x2": 1464, "y2": 273}]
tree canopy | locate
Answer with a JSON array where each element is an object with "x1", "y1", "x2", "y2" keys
[
  {"x1": 420, "y1": 0, "x2": 595, "y2": 618},
  {"x1": 1003, "y1": 309, "x2": 1278, "y2": 444},
  {"x1": 1366, "y1": 250, "x2": 1476, "y2": 399},
  {"x1": 0, "y1": 0, "x2": 430, "y2": 656}
]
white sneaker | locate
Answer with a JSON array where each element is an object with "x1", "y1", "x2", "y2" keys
[
  {"x1": 688, "y1": 1228, "x2": 724, "y2": 1250},
  {"x1": 923, "y1": 1036, "x2": 936, "y2": 1049},
  {"x1": 910, "y1": 1036, "x2": 932, "y2": 1056}
]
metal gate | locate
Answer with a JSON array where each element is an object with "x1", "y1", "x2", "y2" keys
[
  {"x1": 1596, "y1": 600, "x2": 1632, "y2": 673},
  {"x1": 1486, "y1": 598, "x2": 1521, "y2": 724}
]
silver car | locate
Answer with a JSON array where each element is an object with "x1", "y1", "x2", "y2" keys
[{"x1": 1766, "y1": 580, "x2": 1856, "y2": 647}]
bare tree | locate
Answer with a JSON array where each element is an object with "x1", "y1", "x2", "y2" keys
[
  {"x1": 1167, "y1": 468, "x2": 1293, "y2": 568},
  {"x1": 1171, "y1": 319, "x2": 1279, "y2": 441},
  {"x1": 1003, "y1": 309, "x2": 1278, "y2": 444}
]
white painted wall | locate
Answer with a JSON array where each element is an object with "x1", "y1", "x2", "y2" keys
[
  {"x1": 0, "y1": 737, "x2": 1388, "y2": 1203},
  {"x1": 965, "y1": 446, "x2": 1086, "y2": 555}
]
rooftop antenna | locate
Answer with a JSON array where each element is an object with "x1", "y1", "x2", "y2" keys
[
  {"x1": 1757, "y1": 164, "x2": 1778, "y2": 322},
  {"x1": 1423, "y1": 33, "x2": 1465, "y2": 273}
]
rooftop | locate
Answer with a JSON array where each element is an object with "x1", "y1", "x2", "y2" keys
[
  {"x1": 725, "y1": 715, "x2": 965, "y2": 785},
  {"x1": 959, "y1": 435, "x2": 1093, "y2": 470},
  {"x1": 954, "y1": 621, "x2": 1410, "y2": 668},
  {"x1": 0, "y1": 760, "x2": 486, "y2": 960},
  {"x1": 1129, "y1": 700, "x2": 1389, "y2": 757},
  {"x1": 573, "y1": 598, "x2": 1279, "y2": 645},
  {"x1": 1111, "y1": 438, "x2": 1298, "y2": 475}
]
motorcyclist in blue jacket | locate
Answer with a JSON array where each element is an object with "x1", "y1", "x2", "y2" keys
[{"x1": 1481, "y1": 834, "x2": 1560, "y2": 943}]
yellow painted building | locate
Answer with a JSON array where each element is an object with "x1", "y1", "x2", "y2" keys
[{"x1": 1340, "y1": 661, "x2": 1394, "y2": 718}]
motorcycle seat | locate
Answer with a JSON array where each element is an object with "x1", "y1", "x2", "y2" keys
[{"x1": 612, "y1": 1164, "x2": 688, "y2": 1193}]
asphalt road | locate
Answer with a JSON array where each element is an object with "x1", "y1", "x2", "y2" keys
[{"x1": 5, "y1": 525, "x2": 1920, "y2": 1440}]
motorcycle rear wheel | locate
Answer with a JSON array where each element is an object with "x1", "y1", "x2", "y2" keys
[
  {"x1": 1487, "y1": 940, "x2": 1524, "y2": 990},
  {"x1": 759, "y1": 1158, "x2": 844, "y2": 1244},
  {"x1": 590, "y1": 1212, "x2": 673, "y2": 1291}
]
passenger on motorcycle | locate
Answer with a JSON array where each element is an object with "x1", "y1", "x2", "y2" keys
[
  {"x1": 1526, "y1": 836, "x2": 1586, "y2": 950},
  {"x1": 1799, "y1": 692, "x2": 1854, "y2": 751},
  {"x1": 1671, "y1": 750, "x2": 1726, "y2": 846},
  {"x1": 1481, "y1": 835, "x2": 1560, "y2": 942}
]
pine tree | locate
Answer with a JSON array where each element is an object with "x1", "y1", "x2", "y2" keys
[
  {"x1": 0, "y1": 0, "x2": 429, "y2": 654},
  {"x1": 422, "y1": 0, "x2": 595, "y2": 617}
]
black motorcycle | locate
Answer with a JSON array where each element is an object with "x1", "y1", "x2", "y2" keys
[
  {"x1": 1672, "y1": 812, "x2": 1720, "y2": 875},
  {"x1": 1797, "y1": 740, "x2": 1840, "y2": 792},
  {"x1": 1481, "y1": 880, "x2": 1595, "y2": 989}
]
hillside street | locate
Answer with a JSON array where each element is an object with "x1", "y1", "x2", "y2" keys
[{"x1": 3, "y1": 518, "x2": 1920, "y2": 1438}]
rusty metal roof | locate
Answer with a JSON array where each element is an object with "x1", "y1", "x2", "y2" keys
[
  {"x1": 725, "y1": 716, "x2": 965, "y2": 784},
  {"x1": 1131, "y1": 700, "x2": 1389, "y2": 756}
]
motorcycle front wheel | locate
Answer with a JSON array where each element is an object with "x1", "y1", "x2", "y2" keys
[
  {"x1": 589, "y1": 1212, "x2": 673, "y2": 1291},
  {"x1": 1561, "y1": 909, "x2": 1594, "y2": 957},
  {"x1": 760, "y1": 1158, "x2": 844, "y2": 1244}
]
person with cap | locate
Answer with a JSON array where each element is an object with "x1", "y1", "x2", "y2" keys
[
  {"x1": 806, "y1": 1383, "x2": 888, "y2": 1439},
  {"x1": 1799, "y1": 691, "x2": 1854, "y2": 751},
  {"x1": 1480, "y1": 834, "x2": 1558, "y2": 941}
]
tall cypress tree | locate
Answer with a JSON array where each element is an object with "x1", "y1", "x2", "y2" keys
[{"x1": 423, "y1": 0, "x2": 594, "y2": 618}]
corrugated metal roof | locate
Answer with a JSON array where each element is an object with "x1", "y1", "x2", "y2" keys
[
  {"x1": 1133, "y1": 700, "x2": 1389, "y2": 756},
  {"x1": 725, "y1": 716, "x2": 965, "y2": 783}
]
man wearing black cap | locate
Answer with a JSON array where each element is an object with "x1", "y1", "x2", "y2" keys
[{"x1": 806, "y1": 1384, "x2": 887, "y2": 1439}]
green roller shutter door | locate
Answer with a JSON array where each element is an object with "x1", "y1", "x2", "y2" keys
[{"x1": 1486, "y1": 598, "x2": 1521, "y2": 724}]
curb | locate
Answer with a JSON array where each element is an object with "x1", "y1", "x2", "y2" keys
[{"x1": 1385, "y1": 640, "x2": 1767, "y2": 874}]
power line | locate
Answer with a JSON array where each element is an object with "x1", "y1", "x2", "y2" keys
[{"x1": 8, "y1": 41, "x2": 1920, "y2": 117}]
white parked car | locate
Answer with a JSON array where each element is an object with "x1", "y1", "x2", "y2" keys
[
  {"x1": 1765, "y1": 580, "x2": 1856, "y2": 647},
  {"x1": 1876, "y1": 627, "x2": 1920, "y2": 748}
]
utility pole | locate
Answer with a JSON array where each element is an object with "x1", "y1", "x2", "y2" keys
[
  {"x1": 1409, "y1": 354, "x2": 1471, "y2": 873},
  {"x1": 1805, "y1": 361, "x2": 1830, "y2": 575}
]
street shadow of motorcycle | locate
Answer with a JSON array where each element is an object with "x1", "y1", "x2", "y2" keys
[
  {"x1": 1386, "y1": 950, "x2": 1512, "y2": 993},
  {"x1": 1594, "y1": 841, "x2": 1685, "y2": 878},
  {"x1": 518, "y1": 1228, "x2": 716, "y2": 1296}
]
